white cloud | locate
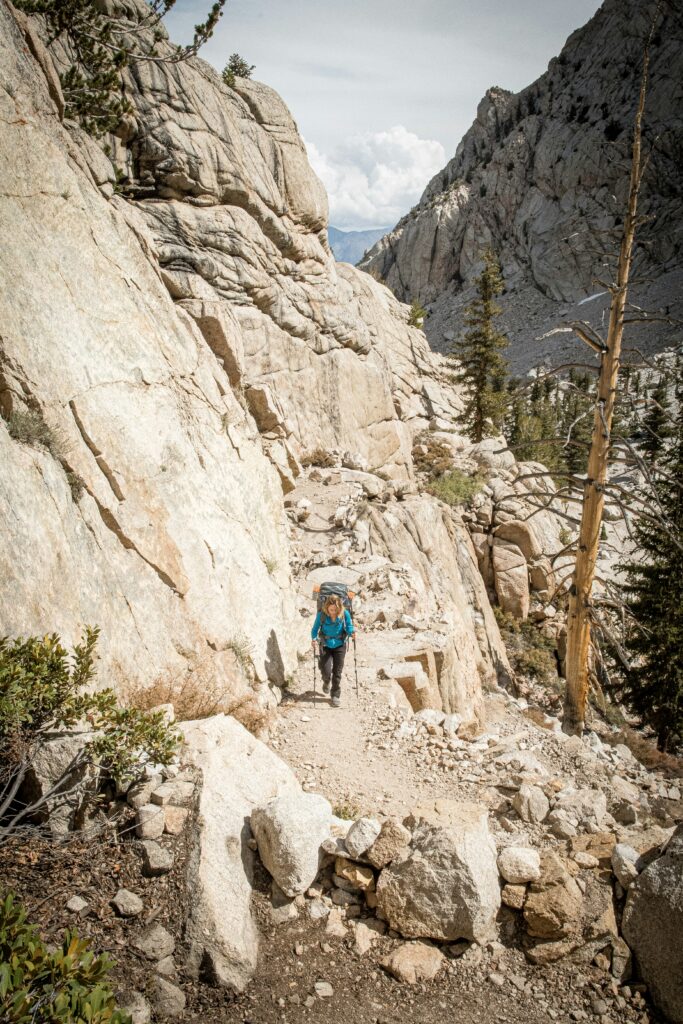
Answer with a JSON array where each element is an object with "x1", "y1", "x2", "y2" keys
[{"x1": 305, "y1": 126, "x2": 446, "y2": 231}]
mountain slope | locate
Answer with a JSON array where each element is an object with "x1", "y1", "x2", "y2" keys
[
  {"x1": 328, "y1": 226, "x2": 391, "y2": 265},
  {"x1": 360, "y1": 0, "x2": 683, "y2": 371}
]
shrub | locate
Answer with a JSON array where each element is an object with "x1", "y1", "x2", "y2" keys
[
  {"x1": 14, "y1": 0, "x2": 225, "y2": 138},
  {"x1": 7, "y1": 409, "x2": 85, "y2": 504},
  {"x1": 427, "y1": 469, "x2": 486, "y2": 509},
  {"x1": 7, "y1": 409, "x2": 62, "y2": 457},
  {"x1": 222, "y1": 53, "x2": 255, "y2": 87},
  {"x1": 228, "y1": 631, "x2": 254, "y2": 674},
  {"x1": 301, "y1": 447, "x2": 336, "y2": 468},
  {"x1": 407, "y1": 299, "x2": 427, "y2": 328},
  {"x1": 332, "y1": 798, "x2": 362, "y2": 821},
  {"x1": 412, "y1": 434, "x2": 453, "y2": 479},
  {"x1": 494, "y1": 608, "x2": 559, "y2": 687},
  {"x1": 0, "y1": 629, "x2": 178, "y2": 840},
  {"x1": 0, "y1": 891, "x2": 131, "y2": 1024}
]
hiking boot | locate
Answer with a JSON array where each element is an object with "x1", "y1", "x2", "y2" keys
[
  {"x1": 331, "y1": 696, "x2": 341, "y2": 708},
  {"x1": 322, "y1": 680, "x2": 330, "y2": 695}
]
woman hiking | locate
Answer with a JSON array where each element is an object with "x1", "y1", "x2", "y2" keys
[{"x1": 311, "y1": 594, "x2": 354, "y2": 707}]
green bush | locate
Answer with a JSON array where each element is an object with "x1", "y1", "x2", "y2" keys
[
  {"x1": 494, "y1": 608, "x2": 559, "y2": 686},
  {"x1": 0, "y1": 629, "x2": 178, "y2": 838},
  {"x1": 412, "y1": 434, "x2": 453, "y2": 478},
  {"x1": 7, "y1": 410, "x2": 62, "y2": 457},
  {"x1": 0, "y1": 891, "x2": 131, "y2": 1024},
  {"x1": 427, "y1": 469, "x2": 486, "y2": 509}
]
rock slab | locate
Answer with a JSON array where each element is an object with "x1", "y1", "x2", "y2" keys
[
  {"x1": 376, "y1": 801, "x2": 500, "y2": 943},
  {"x1": 251, "y1": 791, "x2": 333, "y2": 898},
  {"x1": 622, "y1": 826, "x2": 683, "y2": 1024}
]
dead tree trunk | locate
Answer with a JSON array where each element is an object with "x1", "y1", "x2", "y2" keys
[{"x1": 562, "y1": 29, "x2": 654, "y2": 735}]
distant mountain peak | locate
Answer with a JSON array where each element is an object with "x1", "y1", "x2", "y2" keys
[{"x1": 328, "y1": 225, "x2": 392, "y2": 266}]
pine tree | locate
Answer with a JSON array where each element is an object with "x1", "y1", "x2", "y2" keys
[
  {"x1": 222, "y1": 53, "x2": 256, "y2": 87},
  {"x1": 509, "y1": 376, "x2": 565, "y2": 471},
  {"x1": 640, "y1": 375, "x2": 672, "y2": 462},
  {"x1": 15, "y1": 0, "x2": 225, "y2": 136},
  {"x1": 559, "y1": 370, "x2": 593, "y2": 475},
  {"x1": 620, "y1": 393, "x2": 683, "y2": 750},
  {"x1": 450, "y1": 250, "x2": 509, "y2": 442}
]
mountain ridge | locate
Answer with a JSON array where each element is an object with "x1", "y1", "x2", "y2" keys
[
  {"x1": 328, "y1": 225, "x2": 391, "y2": 265},
  {"x1": 360, "y1": 0, "x2": 683, "y2": 372}
]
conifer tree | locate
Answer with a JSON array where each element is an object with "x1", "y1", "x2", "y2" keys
[
  {"x1": 640, "y1": 375, "x2": 672, "y2": 462},
  {"x1": 450, "y1": 250, "x2": 509, "y2": 442},
  {"x1": 559, "y1": 370, "x2": 594, "y2": 475},
  {"x1": 619, "y1": 393, "x2": 683, "y2": 750},
  {"x1": 15, "y1": 0, "x2": 225, "y2": 136}
]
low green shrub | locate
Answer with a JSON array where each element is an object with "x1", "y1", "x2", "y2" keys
[
  {"x1": 494, "y1": 608, "x2": 559, "y2": 687},
  {"x1": 0, "y1": 891, "x2": 131, "y2": 1023},
  {"x1": 412, "y1": 433, "x2": 453, "y2": 478},
  {"x1": 7, "y1": 410, "x2": 62, "y2": 457},
  {"x1": 427, "y1": 469, "x2": 486, "y2": 509},
  {"x1": 0, "y1": 629, "x2": 178, "y2": 839}
]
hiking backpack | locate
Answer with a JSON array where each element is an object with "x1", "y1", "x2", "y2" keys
[{"x1": 312, "y1": 581, "x2": 355, "y2": 623}]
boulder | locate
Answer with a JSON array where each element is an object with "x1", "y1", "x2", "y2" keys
[
  {"x1": 491, "y1": 540, "x2": 529, "y2": 620},
  {"x1": 622, "y1": 826, "x2": 683, "y2": 1024},
  {"x1": 135, "y1": 804, "x2": 165, "y2": 840},
  {"x1": 334, "y1": 857, "x2": 375, "y2": 892},
  {"x1": 524, "y1": 872, "x2": 583, "y2": 941},
  {"x1": 112, "y1": 889, "x2": 143, "y2": 918},
  {"x1": 512, "y1": 784, "x2": 549, "y2": 824},
  {"x1": 139, "y1": 840, "x2": 173, "y2": 877},
  {"x1": 150, "y1": 978, "x2": 186, "y2": 1018},
  {"x1": 381, "y1": 941, "x2": 445, "y2": 984},
  {"x1": 116, "y1": 990, "x2": 151, "y2": 1024},
  {"x1": 553, "y1": 787, "x2": 607, "y2": 828},
  {"x1": 494, "y1": 521, "x2": 542, "y2": 562},
  {"x1": 21, "y1": 729, "x2": 97, "y2": 836},
  {"x1": 375, "y1": 802, "x2": 500, "y2": 943},
  {"x1": 366, "y1": 818, "x2": 412, "y2": 869},
  {"x1": 497, "y1": 847, "x2": 541, "y2": 885},
  {"x1": 251, "y1": 791, "x2": 333, "y2": 897},
  {"x1": 611, "y1": 844, "x2": 640, "y2": 889},
  {"x1": 179, "y1": 715, "x2": 300, "y2": 991},
  {"x1": 345, "y1": 817, "x2": 381, "y2": 860}
]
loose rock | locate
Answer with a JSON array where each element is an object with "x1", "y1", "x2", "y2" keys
[{"x1": 382, "y1": 941, "x2": 445, "y2": 984}]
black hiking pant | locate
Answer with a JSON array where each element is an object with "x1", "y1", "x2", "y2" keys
[{"x1": 318, "y1": 644, "x2": 346, "y2": 697}]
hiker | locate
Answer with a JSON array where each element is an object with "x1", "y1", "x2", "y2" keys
[{"x1": 311, "y1": 594, "x2": 354, "y2": 707}]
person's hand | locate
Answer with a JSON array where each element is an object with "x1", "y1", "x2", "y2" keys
[{"x1": 311, "y1": 639, "x2": 317, "y2": 650}]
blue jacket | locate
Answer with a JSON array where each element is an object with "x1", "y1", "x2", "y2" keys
[{"x1": 311, "y1": 610, "x2": 354, "y2": 649}]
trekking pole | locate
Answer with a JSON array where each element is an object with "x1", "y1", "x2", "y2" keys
[
  {"x1": 312, "y1": 642, "x2": 317, "y2": 707},
  {"x1": 353, "y1": 635, "x2": 359, "y2": 700}
]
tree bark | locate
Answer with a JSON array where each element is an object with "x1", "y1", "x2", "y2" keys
[{"x1": 562, "y1": 32, "x2": 653, "y2": 735}]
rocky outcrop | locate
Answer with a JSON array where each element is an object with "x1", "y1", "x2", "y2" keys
[
  {"x1": 179, "y1": 714, "x2": 301, "y2": 991},
  {"x1": 375, "y1": 801, "x2": 500, "y2": 943},
  {"x1": 361, "y1": 0, "x2": 683, "y2": 371},
  {"x1": 622, "y1": 826, "x2": 683, "y2": 1024},
  {"x1": 251, "y1": 791, "x2": 333, "y2": 897},
  {"x1": 0, "y1": 0, "x2": 500, "y2": 708}
]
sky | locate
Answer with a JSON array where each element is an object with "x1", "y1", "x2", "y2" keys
[{"x1": 165, "y1": 0, "x2": 602, "y2": 230}]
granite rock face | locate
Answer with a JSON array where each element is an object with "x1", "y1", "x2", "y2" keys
[
  {"x1": 361, "y1": 0, "x2": 683, "y2": 371},
  {"x1": 0, "y1": 0, "x2": 513, "y2": 718},
  {"x1": 622, "y1": 826, "x2": 683, "y2": 1024}
]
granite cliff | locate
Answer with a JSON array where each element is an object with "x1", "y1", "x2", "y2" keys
[
  {"x1": 361, "y1": 0, "x2": 683, "y2": 372},
  {"x1": 1, "y1": 0, "x2": 509, "y2": 724}
]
